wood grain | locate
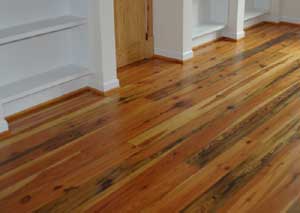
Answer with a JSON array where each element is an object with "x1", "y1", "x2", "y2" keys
[
  {"x1": 1, "y1": 23, "x2": 300, "y2": 213},
  {"x1": 114, "y1": 0, "x2": 153, "y2": 68}
]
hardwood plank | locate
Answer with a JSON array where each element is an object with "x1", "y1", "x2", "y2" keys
[
  {"x1": 0, "y1": 23, "x2": 300, "y2": 213},
  {"x1": 29, "y1": 53, "x2": 300, "y2": 213},
  {"x1": 182, "y1": 118, "x2": 300, "y2": 212},
  {"x1": 83, "y1": 82, "x2": 300, "y2": 213}
]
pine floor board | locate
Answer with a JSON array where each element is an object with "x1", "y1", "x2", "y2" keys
[{"x1": 1, "y1": 23, "x2": 300, "y2": 213}]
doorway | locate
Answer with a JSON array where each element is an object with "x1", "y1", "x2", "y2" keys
[{"x1": 114, "y1": 0, "x2": 154, "y2": 68}]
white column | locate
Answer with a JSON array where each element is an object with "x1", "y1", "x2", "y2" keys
[
  {"x1": 182, "y1": 0, "x2": 194, "y2": 61},
  {"x1": 0, "y1": 104, "x2": 8, "y2": 133},
  {"x1": 153, "y1": 0, "x2": 193, "y2": 61},
  {"x1": 224, "y1": 0, "x2": 246, "y2": 40},
  {"x1": 88, "y1": 0, "x2": 119, "y2": 92}
]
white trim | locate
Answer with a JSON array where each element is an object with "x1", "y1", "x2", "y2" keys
[
  {"x1": 244, "y1": 10, "x2": 268, "y2": 21},
  {"x1": 0, "y1": 65, "x2": 90, "y2": 103},
  {"x1": 244, "y1": 14, "x2": 268, "y2": 29},
  {"x1": 2, "y1": 74, "x2": 91, "y2": 117},
  {"x1": 193, "y1": 30, "x2": 222, "y2": 48},
  {"x1": 99, "y1": 78, "x2": 120, "y2": 92},
  {"x1": 0, "y1": 119, "x2": 8, "y2": 133},
  {"x1": 265, "y1": 15, "x2": 281, "y2": 23},
  {"x1": 0, "y1": 16, "x2": 87, "y2": 45},
  {"x1": 182, "y1": 50, "x2": 194, "y2": 61},
  {"x1": 0, "y1": 75, "x2": 119, "y2": 133},
  {"x1": 154, "y1": 48, "x2": 183, "y2": 60},
  {"x1": 154, "y1": 48, "x2": 194, "y2": 61},
  {"x1": 192, "y1": 24, "x2": 225, "y2": 39},
  {"x1": 223, "y1": 30, "x2": 245, "y2": 40},
  {"x1": 258, "y1": 15, "x2": 300, "y2": 25},
  {"x1": 280, "y1": 16, "x2": 300, "y2": 24},
  {"x1": 0, "y1": 104, "x2": 8, "y2": 133}
]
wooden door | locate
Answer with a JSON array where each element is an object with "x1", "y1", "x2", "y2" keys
[{"x1": 114, "y1": 0, "x2": 154, "y2": 68}]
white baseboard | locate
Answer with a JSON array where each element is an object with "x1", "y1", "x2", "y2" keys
[
  {"x1": 245, "y1": 14, "x2": 268, "y2": 29},
  {"x1": 154, "y1": 48, "x2": 182, "y2": 60},
  {"x1": 0, "y1": 73, "x2": 91, "y2": 133},
  {"x1": 182, "y1": 50, "x2": 194, "y2": 61},
  {"x1": 99, "y1": 78, "x2": 120, "y2": 92},
  {"x1": 245, "y1": 15, "x2": 300, "y2": 27},
  {"x1": 193, "y1": 30, "x2": 223, "y2": 48},
  {"x1": 0, "y1": 75, "x2": 119, "y2": 133},
  {"x1": 154, "y1": 48, "x2": 194, "y2": 61},
  {"x1": 0, "y1": 104, "x2": 8, "y2": 133},
  {"x1": 2, "y1": 74, "x2": 91, "y2": 117},
  {"x1": 223, "y1": 30, "x2": 245, "y2": 40},
  {"x1": 265, "y1": 15, "x2": 281, "y2": 23},
  {"x1": 280, "y1": 16, "x2": 300, "y2": 24},
  {"x1": 0, "y1": 118, "x2": 8, "y2": 133},
  {"x1": 260, "y1": 15, "x2": 300, "y2": 25}
]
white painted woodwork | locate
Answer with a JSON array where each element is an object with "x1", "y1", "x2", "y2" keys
[
  {"x1": 0, "y1": 0, "x2": 119, "y2": 133},
  {"x1": 244, "y1": 9, "x2": 268, "y2": 21},
  {"x1": 153, "y1": 0, "x2": 193, "y2": 61},
  {"x1": 223, "y1": 0, "x2": 246, "y2": 40},
  {"x1": 153, "y1": 0, "x2": 296, "y2": 60},
  {"x1": 0, "y1": 105, "x2": 8, "y2": 133},
  {"x1": 244, "y1": 0, "x2": 271, "y2": 28},
  {"x1": 0, "y1": 16, "x2": 86, "y2": 45},
  {"x1": 0, "y1": 65, "x2": 89, "y2": 104},
  {"x1": 92, "y1": 0, "x2": 119, "y2": 91},
  {"x1": 1, "y1": 66, "x2": 91, "y2": 117},
  {"x1": 192, "y1": 0, "x2": 228, "y2": 46}
]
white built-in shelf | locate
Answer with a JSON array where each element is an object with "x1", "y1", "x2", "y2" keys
[
  {"x1": 244, "y1": 9, "x2": 268, "y2": 21},
  {"x1": 0, "y1": 65, "x2": 90, "y2": 103},
  {"x1": 0, "y1": 16, "x2": 87, "y2": 45},
  {"x1": 192, "y1": 23, "x2": 225, "y2": 39}
]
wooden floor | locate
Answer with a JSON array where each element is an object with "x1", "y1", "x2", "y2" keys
[{"x1": 1, "y1": 23, "x2": 300, "y2": 213}]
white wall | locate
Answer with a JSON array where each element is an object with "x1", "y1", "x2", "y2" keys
[
  {"x1": 192, "y1": 0, "x2": 228, "y2": 26},
  {"x1": 0, "y1": 0, "x2": 70, "y2": 28},
  {"x1": 211, "y1": 0, "x2": 229, "y2": 24},
  {"x1": 281, "y1": 0, "x2": 300, "y2": 23},
  {"x1": 192, "y1": 0, "x2": 210, "y2": 26}
]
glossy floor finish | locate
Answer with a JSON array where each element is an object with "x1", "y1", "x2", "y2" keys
[{"x1": 1, "y1": 23, "x2": 300, "y2": 213}]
